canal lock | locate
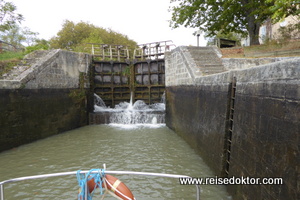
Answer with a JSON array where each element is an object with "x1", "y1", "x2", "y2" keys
[{"x1": 88, "y1": 41, "x2": 173, "y2": 124}]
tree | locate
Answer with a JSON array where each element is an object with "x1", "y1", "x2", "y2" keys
[
  {"x1": 25, "y1": 39, "x2": 50, "y2": 54},
  {"x1": 0, "y1": 24, "x2": 24, "y2": 47},
  {"x1": 0, "y1": 0, "x2": 23, "y2": 32},
  {"x1": 50, "y1": 20, "x2": 96, "y2": 50},
  {"x1": 0, "y1": 24, "x2": 39, "y2": 48},
  {"x1": 22, "y1": 27, "x2": 39, "y2": 46},
  {"x1": 169, "y1": 0, "x2": 298, "y2": 45},
  {"x1": 50, "y1": 20, "x2": 137, "y2": 52},
  {"x1": 268, "y1": 0, "x2": 300, "y2": 22},
  {"x1": 75, "y1": 29, "x2": 104, "y2": 52}
]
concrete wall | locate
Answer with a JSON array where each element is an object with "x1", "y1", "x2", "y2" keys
[
  {"x1": 0, "y1": 50, "x2": 91, "y2": 152},
  {"x1": 166, "y1": 84, "x2": 229, "y2": 175},
  {"x1": 0, "y1": 49, "x2": 91, "y2": 89},
  {"x1": 165, "y1": 47, "x2": 299, "y2": 200},
  {"x1": 0, "y1": 89, "x2": 88, "y2": 152},
  {"x1": 221, "y1": 57, "x2": 296, "y2": 71},
  {"x1": 228, "y1": 60, "x2": 299, "y2": 200}
]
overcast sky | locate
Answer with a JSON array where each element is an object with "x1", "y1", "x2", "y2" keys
[{"x1": 10, "y1": 0, "x2": 207, "y2": 47}]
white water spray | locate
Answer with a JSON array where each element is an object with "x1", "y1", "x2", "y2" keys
[{"x1": 93, "y1": 93, "x2": 165, "y2": 124}]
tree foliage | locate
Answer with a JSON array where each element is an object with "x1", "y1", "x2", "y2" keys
[
  {"x1": 50, "y1": 20, "x2": 137, "y2": 52},
  {"x1": 21, "y1": 27, "x2": 39, "y2": 46},
  {"x1": 25, "y1": 39, "x2": 50, "y2": 54},
  {"x1": 0, "y1": 24, "x2": 39, "y2": 48},
  {"x1": 276, "y1": 23, "x2": 300, "y2": 42},
  {"x1": 268, "y1": 0, "x2": 300, "y2": 21},
  {"x1": 0, "y1": 24, "x2": 24, "y2": 47},
  {"x1": 0, "y1": 0, "x2": 23, "y2": 32},
  {"x1": 169, "y1": 0, "x2": 299, "y2": 45}
]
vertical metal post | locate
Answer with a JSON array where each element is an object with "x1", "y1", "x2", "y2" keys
[
  {"x1": 142, "y1": 46, "x2": 146, "y2": 60},
  {"x1": 147, "y1": 44, "x2": 150, "y2": 60},
  {"x1": 126, "y1": 46, "x2": 129, "y2": 60},
  {"x1": 0, "y1": 184, "x2": 4, "y2": 200},
  {"x1": 155, "y1": 42, "x2": 160, "y2": 60},
  {"x1": 117, "y1": 46, "x2": 120, "y2": 62},
  {"x1": 196, "y1": 185, "x2": 201, "y2": 200},
  {"x1": 110, "y1": 45, "x2": 113, "y2": 60},
  {"x1": 85, "y1": 177, "x2": 88, "y2": 200},
  {"x1": 196, "y1": 30, "x2": 202, "y2": 47},
  {"x1": 102, "y1": 45, "x2": 105, "y2": 60}
]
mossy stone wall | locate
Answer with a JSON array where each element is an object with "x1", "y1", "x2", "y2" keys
[{"x1": 0, "y1": 89, "x2": 88, "y2": 152}]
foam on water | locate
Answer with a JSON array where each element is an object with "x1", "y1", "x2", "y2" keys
[
  {"x1": 94, "y1": 93, "x2": 165, "y2": 125},
  {"x1": 109, "y1": 123, "x2": 166, "y2": 129}
]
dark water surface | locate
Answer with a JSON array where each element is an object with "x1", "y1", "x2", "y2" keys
[{"x1": 0, "y1": 124, "x2": 231, "y2": 200}]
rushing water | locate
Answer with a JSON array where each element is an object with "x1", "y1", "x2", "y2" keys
[
  {"x1": 93, "y1": 93, "x2": 166, "y2": 124},
  {"x1": 0, "y1": 124, "x2": 231, "y2": 200}
]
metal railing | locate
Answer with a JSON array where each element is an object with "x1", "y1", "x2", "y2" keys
[
  {"x1": 84, "y1": 41, "x2": 176, "y2": 62},
  {"x1": 0, "y1": 170, "x2": 201, "y2": 200},
  {"x1": 86, "y1": 43, "x2": 130, "y2": 62},
  {"x1": 133, "y1": 40, "x2": 176, "y2": 60}
]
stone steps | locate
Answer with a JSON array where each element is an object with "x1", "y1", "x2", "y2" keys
[
  {"x1": 186, "y1": 46, "x2": 225, "y2": 75},
  {"x1": 1, "y1": 50, "x2": 51, "y2": 80},
  {"x1": 198, "y1": 64, "x2": 225, "y2": 69},
  {"x1": 193, "y1": 59, "x2": 223, "y2": 65}
]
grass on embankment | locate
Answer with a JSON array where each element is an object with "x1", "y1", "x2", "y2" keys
[
  {"x1": 0, "y1": 51, "x2": 25, "y2": 77},
  {"x1": 244, "y1": 40, "x2": 300, "y2": 57},
  {"x1": 222, "y1": 40, "x2": 300, "y2": 58}
]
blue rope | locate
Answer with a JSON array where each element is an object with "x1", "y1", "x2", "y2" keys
[{"x1": 77, "y1": 169, "x2": 105, "y2": 200}]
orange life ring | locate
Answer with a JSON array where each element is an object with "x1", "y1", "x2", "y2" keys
[
  {"x1": 86, "y1": 176, "x2": 98, "y2": 194},
  {"x1": 86, "y1": 174, "x2": 135, "y2": 200}
]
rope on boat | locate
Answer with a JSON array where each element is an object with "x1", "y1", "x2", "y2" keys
[
  {"x1": 77, "y1": 169, "x2": 105, "y2": 200},
  {"x1": 0, "y1": 169, "x2": 200, "y2": 200}
]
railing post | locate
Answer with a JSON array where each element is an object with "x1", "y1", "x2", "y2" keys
[
  {"x1": 109, "y1": 45, "x2": 113, "y2": 60},
  {"x1": 0, "y1": 184, "x2": 4, "y2": 200},
  {"x1": 85, "y1": 176, "x2": 88, "y2": 200}
]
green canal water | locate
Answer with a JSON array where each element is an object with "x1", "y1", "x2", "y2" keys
[{"x1": 0, "y1": 124, "x2": 231, "y2": 200}]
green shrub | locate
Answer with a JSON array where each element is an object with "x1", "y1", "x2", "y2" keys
[
  {"x1": 25, "y1": 43, "x2": 49, "y2": 54},
  {"x1": 276, "y1": 23, "x2": 300, "y2": 43},
  {"x1": 0, "y1": 51, "x2": 25, "y2": 76},
  {"x1": 0, "y1": 51, "x2": 24, "y2": 61}
]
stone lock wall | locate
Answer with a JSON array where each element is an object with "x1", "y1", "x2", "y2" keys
[
  {"x1": 228, "y1": 60, "x2": 299, "y2": 199},
  {"x1": 0, "y1": 50, "x2": 91, "y2": 152},
  {"x1": 166, "y1": 84, "x2": 230, "y2": 175},
  {"x1": 0, "y1": 89, "x2": 88, "y2": 152},
  {"x1": 0, "y1": 49, "x2": 91, "y2": 89},
  {"x1": 165, "y1": 46, "x2": 300, "y2": 200}
]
